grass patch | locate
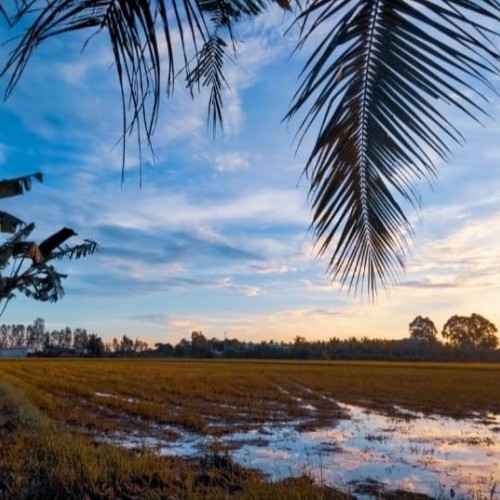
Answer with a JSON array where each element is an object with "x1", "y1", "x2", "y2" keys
[
  {"x1": 0, "y1": 360, "x2": 498, "y2": 498},
  {"x1": 0, "y1": 380, "x2": 349, "y2": 499},
  {"x1": 0, "y1": 359, "x2": 498, "y2": 436}
]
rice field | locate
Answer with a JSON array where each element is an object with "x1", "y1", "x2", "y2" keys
[{"x1": 0, "y1": 359, "x2": 499, "y2": 498}]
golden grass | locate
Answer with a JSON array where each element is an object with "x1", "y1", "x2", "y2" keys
[
  {"x1": 0, "y1": 359, "x2": 500, "y2": 446},
  {"x1": 1, "y1": 359, "x2": 499, "y2": 498},
  {"x1": 0, "y1": 380, "x2": 349, "y2": 499},
  {"x1": 0, "y1": 359, "x2": 499, "y2": 438}
]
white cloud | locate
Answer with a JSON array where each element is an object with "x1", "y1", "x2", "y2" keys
[
  {"x1": 214, "y1": 152, "x2": 250, "y2": 173},
  {"x1": 214, "y1": 277, "x2": 261, "y2": 297},
  {"x1": 87, "y1": 186, "x2": 309, "y2": 232}
]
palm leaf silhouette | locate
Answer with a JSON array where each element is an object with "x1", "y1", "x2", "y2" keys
[
  {"x1": 2, "y1": 0, "x2": 284, "y2": 173},
  {"x1": 287, "y1": 0, "x2": 500, "y2": 294},
  {"x1": 2, "y1": 1, "x2": 499, "y2": 295}
]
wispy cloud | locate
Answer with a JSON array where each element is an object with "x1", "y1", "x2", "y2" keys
[{"x1": 214, "y1": 152, "x2": 250, "y2": 173}]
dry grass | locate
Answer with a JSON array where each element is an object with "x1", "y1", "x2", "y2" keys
[
  {"x1": 0, "y1": 380, "x2": 349, "y2": 499},
  {"x1": 1, "y1": 359, "x2": 499, "y2": 438},
  {"x1": 1, "y1": 359, "x2": 498, "y2": 498}
]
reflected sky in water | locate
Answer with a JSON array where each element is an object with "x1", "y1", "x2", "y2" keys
[
  {"x1": 228, "y1": 403, "x2": 499, "y2": 498},
  {"x1": 104, "y1": 399, "x2": 499, "y2": 498}
]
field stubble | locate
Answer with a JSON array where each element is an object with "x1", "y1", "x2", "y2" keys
[{"x1": 0, "y1": 359, "x2": 499, "y2": 498}]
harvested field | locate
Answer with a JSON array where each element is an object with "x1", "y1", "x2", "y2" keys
[{"x1": 0, "y1": 359, "x2": 499, "y2": 498}]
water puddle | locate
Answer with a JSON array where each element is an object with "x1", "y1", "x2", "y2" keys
[
  {"x1": 228, "y1": 403, "x2": 499, "y2": 498},
  {"x1": 101, "y1": 400, "x2": 500, "y2": 499},
  {"x1": 94, "y1": 392, "x2": 140, "y2": 404}
]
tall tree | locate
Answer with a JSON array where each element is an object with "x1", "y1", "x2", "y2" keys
[
  {"x1": 86, "y1": 333, "x2": 105, "y2": 357},
  {"x1": 2, "y1": 1, "x2": 500, "y2": 294},
  {"x1": 442, "y1": 314, "x2": 498, "y2": 350},
  {"x1": 409, "y1": 316, "x2": 438, "y2": 343},
  {"x1": 119, "y1": 335, "x2": 134, "y2": 354},
  {"x1": 191, "y1": 330, "x2": 208, "y2": 357},
  {"x1": 73, "y1": 328, "x2": 89, "y2": 350}
]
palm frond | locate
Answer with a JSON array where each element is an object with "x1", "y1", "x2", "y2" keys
[
  {"x1": 8, "y1": 222, "x2": 35, "y2": 245},
  {"x1": 3, "y1": 0, "x2": 286, "y2": 176},
  {"x1": 187, "y1": 35, "x2": 229, "y2": 136},
  {"x1": 0, "y1": 261, "x2": 66, "y2": 302},
  {"x1": 38, "y1": 227, "x2": 78, "y2": 258},
  {"x1": 11, "y1": 241, "x2": 44, "y2": 264},
  {"x1": 287, "y1": 0, "x2": 500, "y2": 296},
  {"x1": 187, "y1": 0, "x2": 285, "y2": 136}
]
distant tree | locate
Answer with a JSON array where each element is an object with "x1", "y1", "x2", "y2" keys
[
  {"x1": 50, "y1": 329, "x2": 64, "y2": 348},
  {"x1": 292, "y1": 335, "x2": 310, "y2": 359},
  {"x1": 0, "y1": 324, "x2": 7, "y2": 348},
  {"x1": 174, "y1": 338, "x2": 191, "y2": 357},
  {"x1": 86, "y1": 334, "x2": 104, "y2": 357},
  {"x1": 31, "y1": 318, "x2": 45, "y2": 351},
  {"x1": 409, "y1": 316, "x2": 438, "y2": 343},
  {"x1": 155, "y1": 342, "x2": 174, "y2": 356},
  {"x1": 119, "y1": 335, "x2": 134, "y2": 354},
  {"x1": 73, "y1": 328, "x2": 89, "y2": 350},
  {"x1": 9, "y1": 324, "x2": 25, "y2": 347},
  {"x1": 133, "y1": 338, "x2": 148, "y2": 353},
  {"x1": 442, "y1": 314, "x2": 498, "y2": 350},
  {"x1": 191, "y1": 331, "x2": 208, "y2": 357},
  {"x1": 63, "y1": 327, "x2": 73, "y2": 349}
]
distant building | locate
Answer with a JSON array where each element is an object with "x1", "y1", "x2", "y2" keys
[{"x1": 0, "y1": 347, "x2": 29, "y2": 358}]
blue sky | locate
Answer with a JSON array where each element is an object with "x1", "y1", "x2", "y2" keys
[{"x1": 0, "y1": 7, "x2": 499, "y2": 345}]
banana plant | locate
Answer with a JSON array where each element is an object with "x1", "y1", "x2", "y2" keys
[{"x1": 0, "y1": 173, "x2": 98, "y2": 317}]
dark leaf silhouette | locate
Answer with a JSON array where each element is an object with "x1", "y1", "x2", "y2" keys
[
  {"x1": 0, "y1": 174, "x2": 98, "y2": 316},
  {"x1": 38, "y1": 227, "x2": 78, "y2": 259},
  {"x1": 0, "y1": 172, "x2": 43, "y2": 199},
  {"x1": 2, "y1": 0, "x2": 285, "y2": 174},
  {"x1": 187, "y1": 35, "x2": 229, "y2": 136},
  {"x1": 287, "y1": 0, "x2": 500, "y2": 294},
  {"x1": 0, "y1": 210, "x2": 25, "y2": 234},
  {"x1": 49, "y1": 239, "x2": 100, "y2": 261}
]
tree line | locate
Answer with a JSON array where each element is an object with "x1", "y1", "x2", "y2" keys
[
  {"x1": 0, "y1": 318, "x2": 105, "y2": 356},
  {"x1": 0, "y1": 320, "x2": 149, "y2": 358},
  {"x1": 154, "y1": 313, "x2": 499, "y2": 362},
  {"x1": 1, "y1": 313, "x2": 497, "y2": 361}
]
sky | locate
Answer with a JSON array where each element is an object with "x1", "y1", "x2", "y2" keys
[{"x1": 0, "y1": 6, "x2": 498, "y2": 345}]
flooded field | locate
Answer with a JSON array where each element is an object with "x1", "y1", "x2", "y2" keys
[
  {"x1": 1, "y1": 359, "x2": 499, "y2": 498},
  {"x1": 106, "y1": 397, "x2": 500, "y2": 499}
]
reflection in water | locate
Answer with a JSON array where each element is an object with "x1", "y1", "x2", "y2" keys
[
  {"x1": 105, "y1": 400, "x2": 500, "y2": 498},
  {"x1": 228, "y1": 403, "x2": 499, "y2": 498}
]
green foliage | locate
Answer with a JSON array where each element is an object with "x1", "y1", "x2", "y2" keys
[{"x1": 442, "y1": 313, "x2": 499, "y2": 350}]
